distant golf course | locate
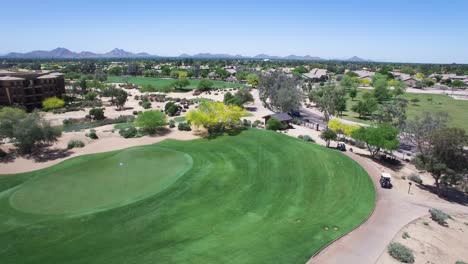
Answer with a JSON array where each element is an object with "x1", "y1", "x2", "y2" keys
[
  {"x1": 341, "y1": 89, "x2": 468, "y2": 131},
  {"x1": 107, "y1": 76, "x2": 246, "y2": 90},
  {"x1": 0, "y1": 129, "x2": 374, "y2": 264}
]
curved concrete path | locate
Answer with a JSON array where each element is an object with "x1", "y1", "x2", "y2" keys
[{"x1": 307, "y1": 152, "x2": 468, "y2": 264}]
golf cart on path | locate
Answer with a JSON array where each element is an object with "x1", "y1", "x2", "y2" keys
[
  {"x1": 336, "y1": 142, "x2": 346, "y2": 151},
  {"x1": 380, "y1": 173, "x2": 392, "y2": 188}
]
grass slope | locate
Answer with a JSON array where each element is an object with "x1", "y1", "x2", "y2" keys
[
  {"x1": 341, "y1": 89, "x2": 468, "y2": 130},
  {"x1": 107, "y1": 76, "x2": 246, "y2": 90},
  {"x1": 0, "y1": 129, "x2": 375, "y2": 264}
]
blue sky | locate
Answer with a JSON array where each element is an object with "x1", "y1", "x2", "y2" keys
[{"x1": 1, "y1": 0, "x2": 468, "y2": 63}]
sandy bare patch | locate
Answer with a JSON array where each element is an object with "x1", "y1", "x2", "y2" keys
[
  {"x1": 0, "y1": 128, "x2": 199, "y2": 174},
  {"x1": 377, "y1": 214, "x2": 468, "y2": 264}
]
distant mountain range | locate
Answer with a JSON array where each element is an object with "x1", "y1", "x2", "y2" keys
[{"x1": 1, "y1": 48, "x2": 371, "y2": 62}]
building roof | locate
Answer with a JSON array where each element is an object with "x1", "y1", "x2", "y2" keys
[
  {"x1": 263, "y1": 113, "x2": 293, "y2": 122},
  {"x1": 303, "y1": 68, "x2": 327, "y2": 79},
  {"x1": 353, "y1": 70, "x2": 375, "y2": 78},
  {"x1": 0, "y1": 76, "x2": 25, "y2": 81},
  {"x1": 37, "y1": 72, "x2": 63, "y2": 79},
  {"x1": 0, "y1": 70, "x2": 16, "y2": 75}
]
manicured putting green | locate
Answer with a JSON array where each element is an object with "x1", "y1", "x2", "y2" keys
[
  {"x1": 0, "y1": 129, "x2": 374, "y2": 264},
  {"x1": 9, "y1": 147, "x2": 192, "y2": 215}
]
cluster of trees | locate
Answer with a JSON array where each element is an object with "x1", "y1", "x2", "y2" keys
[
  {"x1": 186, "y1": 102, "x2": 246, "y2": 136},
  {"x1": 258, "y1": 72, "x2": 302, "y2": 113},
  {"x1": 0, "y1": 107, "x2": 61, "y2": 154},
  {"x1": 403, "y1": 112, "x2": 468, "y2": 191}
]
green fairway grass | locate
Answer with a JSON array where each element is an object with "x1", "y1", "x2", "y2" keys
[
  {"x1": 9, "y1": 148, "x2": 192, "y2": 215},
  {"x1": 341, "y1": 89, "x2": 468, "y2": 131},
  {"x1": 0, "y1": 129, "x2": 374, "y2": 264},
  {"x1": 107, "y1": 76, "x2": 246, "y2": 90}
]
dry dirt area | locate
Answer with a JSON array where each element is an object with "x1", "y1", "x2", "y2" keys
[
  {"x1": 377, "y1": 214, "x2": 468, "y2": 264},
  {"x1": 0, "y1": 127, "x2": 199, "y2": 174}
]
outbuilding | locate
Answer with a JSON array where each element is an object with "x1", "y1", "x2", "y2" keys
[{"x1": 263, "y1": 113, "x2": 293, "y2": 127}]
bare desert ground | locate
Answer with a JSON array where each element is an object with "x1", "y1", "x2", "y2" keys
[{"x1": 377, "y1": 214, "x2": 468, "y2": 264}]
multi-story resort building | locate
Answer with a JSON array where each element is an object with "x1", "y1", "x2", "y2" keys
[{"x1": 0, "y1": 70, "x2": 65, "y2": 109}]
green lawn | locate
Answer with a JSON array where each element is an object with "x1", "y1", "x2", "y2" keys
[
  {"x1": 107, "y1": 76, "x2": 246, "y2": 90},
  {"x1": 341, "y1": 89, "x2": 468, "y2": 131},
  {"x1": 0, "y1": 129, "x2": 375, "y2": 264}
]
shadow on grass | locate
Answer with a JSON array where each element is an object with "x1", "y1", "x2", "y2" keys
[{"x1": 417, "y1": 184, "x2": 468, "y2": 206}]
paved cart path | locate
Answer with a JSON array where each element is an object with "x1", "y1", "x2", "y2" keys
[{"x1": 308, "y1": 152, "x2": 468, "y2": 264}]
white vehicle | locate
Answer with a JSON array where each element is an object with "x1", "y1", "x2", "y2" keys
[{"x1": 380, "y1": 173, "x2": 392, "y2": 188}]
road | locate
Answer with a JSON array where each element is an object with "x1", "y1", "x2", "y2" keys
[{"x1": 299, "y1": 107, "x2": 417, "y2": 156}]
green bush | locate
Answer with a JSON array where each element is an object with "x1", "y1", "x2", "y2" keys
[
  {"x1": 142, "y1": 101, "x2": 152, "y2": 109},
  {"x1": 89, "y1": 108, "x2": 105, "y2": 120},
  {"x1": 42, "y1": 97, "x2": 65, "y2": 111},
  {"x1": 119, "y1": 126, "x2": 137, "y2": 138},
  {"x1": 135, "y1": 110, "x2": 167, "y2": 134},
  {"x1": 455, "y1": 261, "x2": 467, "y2": 264},
  {"x1": 302, "y1": 135, "x2": 315, "y2": 142},
  {"x1": 86, "y1": 129, "x2": 98, "y2": 139},
  {"x1": 67, "y1": 140, "x2": 85, "y2": 149},
  {"x1": 243, "y1": 119, "x2": 252, "y2": 127},
  {"x1": 408, "y1": 174, "x2": 423, "y2": 184},
  {"x1": 252, "y1": 120, "x2": 262, "y2": 128},
  {"x1": 169, "y1": 119, "x2": 176, "y2": 128},
  {"x1": 266, "y1": 118, "x2": 286, "y2": 131},
  {"x1": 165, "y1": 102, "x2": 179, "y2": 116},
  {"x1": 429, "y1": 208, "x2": 449, "y2": 225},
  {"x1": 178, "y1": 122, "x2": 191, "y2": 131},
  {"x1": 387, "y1": 242, "x2": 415, "y2": 263},
  {"x1": 402, "y1": 232, "x2": 410, "y2": 239}
]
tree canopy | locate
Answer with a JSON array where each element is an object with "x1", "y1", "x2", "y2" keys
[
  {"x1": 352, "y1": 124, "x2": 399, "y2": 158},
  {"x1": 186, "y1": 102, "x2": 246, "y2": 136}
]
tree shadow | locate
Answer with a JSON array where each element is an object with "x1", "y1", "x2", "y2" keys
[
  {"x1": 417, "y1": 184, "x2": 468, "y2": 206},
  {"x1": 0, "y1": 149, "x2": 17, "y2": 164},
  {"x1": 355, "y1": 152, "x2": 404, "y2": 171},
  {"x1": 30, "y1": 147, "x2": 74, "y2": 163}
]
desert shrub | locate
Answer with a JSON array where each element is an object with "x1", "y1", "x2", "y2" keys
[
  {"x1": 165, "y1": 102, "x2": 179, "y2": 116},
  {"x1": 429, "y1": 208, "x2": 449, "y2": 225},
  {"x1": 178, "y1": 122, "x2": 191, "y2": 131},
  {"x1": 62, "y1": 119, "x2": 72, "y2": 125},
  {"x1": 119, "y1": 126, "x2": 137, "y2": 138},
  {"x1": 387, "y1": 242, "x2": 415, "y2": 263},
  {"x1": 86, "y1": 129, "x2": 98, "y2": 139},
  {"x1": 266, "y1": 118, "x2": 286, "y2": 131},
  {"x1": 89, "y1": 108, "x2": 105, "y2": 120},
  {"x1": 456, "y1": 261, "x2": 467, "y2": 264},
  {"x1": 169, "y1": 119, "x2": 176, "y2": 128},
  {"x1": 135, "y1": 110, "x2": 167, "y2": 134},
  {"x1": 402, "y1": 232, "x2": 410, "y2": 239},
  {"x1": 408, "y1": 174, "x2": 423, "y2": 184},
  {"x1": 142, "y1": 101, "x2": 152, "y2": 109},
  {"x1": 423, "y1": 221, "x2": 429, "y2": 226},
  {"x1": 42, "y1": 97, "x2": 65, "y2": 111},
  {"x1": 67, "y1": 140, "x2": 85, "y2": 149}
]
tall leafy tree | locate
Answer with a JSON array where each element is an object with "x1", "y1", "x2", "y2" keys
[
  {"x1": 352, "y1": 124, "x2": 399, "y2": 158},
  {"x1": 309, "y1": 82, "x2": 346, "y2": 121}
]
